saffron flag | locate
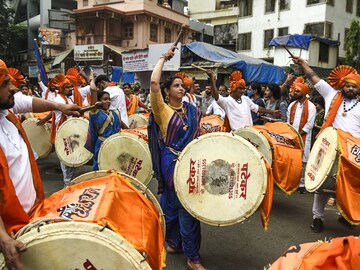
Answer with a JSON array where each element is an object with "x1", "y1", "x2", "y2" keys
[{"x1": 33, "y1": 39, "x2": 48, "y2": 85}]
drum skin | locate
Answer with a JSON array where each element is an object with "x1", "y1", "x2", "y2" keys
[
  {"x1": 0, "y1": 222, "x2": 151, "y2": 270},
  {"x1": 305, "y1": 127, "x2": 339, "y2": 192},
  {"x1": 128, "y1": 114, "x2": 148, "y2": 128},
  {"x1": 22, "y1": 118, "x2": 52, "y2": 159},
  {"x1": 55, "y1": 118, "x2": 93, "y2": 167},
  {"x1": 233, "y1": 127, "x2": 273, "y2": 165},
  {"x1": 98, "y1": 133, "x2": 153, "y2": 185},
  {"x1": 174, "y1": 133, "x2": 268, "y2": 226}
]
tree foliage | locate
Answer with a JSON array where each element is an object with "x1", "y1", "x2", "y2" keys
[
  {"x1": 0, "y1": 0, "x2": 27, "y2": 66},
  {"x1": 345, "y1": 19, "x2": 360, "y2": 70}
]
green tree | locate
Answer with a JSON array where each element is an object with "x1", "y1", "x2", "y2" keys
[
  {"x1": 0, "y1": 0, "x2": 27, "y2": 66},
  {"x1": 345, "y1": 19, "x2": 360, "y2": 70}
]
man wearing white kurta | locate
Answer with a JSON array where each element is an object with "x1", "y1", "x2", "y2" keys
[{"x1": 286, "y1": 79, "x2": 316, "y2": 193}]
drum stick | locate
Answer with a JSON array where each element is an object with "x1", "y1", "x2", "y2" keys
[
  {"x1": 282, "y1": 45, "x2": 295, "y2": 58},
  {"x1": 78, "y1": 101, "x2": 103, "y2": 113},
  {"x1": 261, "y1": 116, "x2": 282, "y2": 122},
  {"x1": 191, "y1": 64, "x2": 208, "y2": 72},
  {"x1": 171, "y1": 24, "x2": 186, "y2": 51}
]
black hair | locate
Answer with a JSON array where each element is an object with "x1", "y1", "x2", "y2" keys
[
  {"x1": 94, "y1": 75, "x2": 110, "y2": 86},
  {"x1": 123, "y1": 82, "x2": 131, "y2": 88},
  {"x1": 311, "y1": 95, "x2": 325, "y2": 109},
  {"x1": 250, "y1": 82, "x2": 262, "y2": 96},
  {"x1": 267, "y1": 83, "x2": 281, "y2": 99},
  {"x1": 97, "y1": 90, "x2": 110, "y2": 101},
  {"x1": 160, "y1": 75, "x2": 183, "y2": 103}
]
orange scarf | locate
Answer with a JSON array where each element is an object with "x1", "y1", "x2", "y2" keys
[
  {"x1": 260, "y1": 160, "x2": 274, "y2": 230},
  {"x1": 289, "y1": 99, "x2": 309, "y2": 143},
  {"x1": 0, "y1": 111, "x2": 44, "y2": 234},
  {"x1": 44, "y1": 88, "x2": 57, "y2": 100},
  {"x1": 127, "y1": 95, "x2": 139, "y2": 115},
  {"x1": 318, "y1": 92, "x2": 344, "y2": 136},
  {"x1": 50, "y1": 94, "x2": 69, "y2": 144},
  {"x1": 336, "y1": 129, "x2": 360, "y2": 225}
]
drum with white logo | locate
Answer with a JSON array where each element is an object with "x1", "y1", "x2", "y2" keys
[
  {"x1": 305, "y1": 127, "x2": 339, "y2": 192},
  {"x1": 22, "y1": 118, "x2": 52, "y2": 159},
  {"x1": 98, "y1": 133, "x2": 153, "y2": 185},
  {"x1": 174, "y1": 132, "x2": 267, "y2": 226},
  {"x1": 54, "y1": 117, "x2": 93, "y2": 167}
]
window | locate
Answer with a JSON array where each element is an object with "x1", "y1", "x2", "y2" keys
[
  {"x1": 279, "y1": 0, "x2": 290, "y2": 10},
  {"x1": 239, "y1": 0, "x2": 252, "y2": 17},
  {"x1": 357, "y1": 0, "x2": 360, "y2": 16},
  {"x1": 150, "y1": 24, "x2": 158, "y2": 42},
  {"x1": 237, "y1": 32, "x2": 251, "y2": 50},
  {"x1": 164, "y1": 28, "x2": 171, "y2": 43},
  {"x1": 278, "y1": 27, "x2": 289, "y2": 36},
  {"x1": 318, "y1": 43, "x2": 329, "y2": 62},
  {"x1": 344, "y1": 28, "x2": 350, "y2": 50},
  {"x1": 123, "y1": 23, "x2": 134, "y2": 39},
  {"x1": 265, "y1": 0, "x2": 276, "y2": 13},
  {"x1": 327, "y1": 0, "x2": 334, "y2": 5},
  {"x1": 346, "y1": 0, "x2": 354, "y2": 13},
  {"x1": 307, "y1": 0, "x2": 328, "y2": 4},
  {"x1": 264, "y1": 29, "x2": 274, "y2": 48},
  {"x1": 83, "y1": 0, "x2": 88, "y2": 6},
  {"x1": 215, "y1": 0, "x2": 238, "y2": 10},
  {"x1": 304, "y1": 22, "x2": 332, "y2": 38}
]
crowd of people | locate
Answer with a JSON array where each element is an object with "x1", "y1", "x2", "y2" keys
[{"x1": 0, "y1": 44, "x2": 359, "y2": 269}]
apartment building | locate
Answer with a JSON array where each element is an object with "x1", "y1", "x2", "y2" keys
[{"x1": 188, "y1": 0, "x2": 360, "y2": 67}]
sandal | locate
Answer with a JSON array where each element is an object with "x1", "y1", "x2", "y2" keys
[{"x1": 186, "y1": 259, "x2": 208, "y2": 270}]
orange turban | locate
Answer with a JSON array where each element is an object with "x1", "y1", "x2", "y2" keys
[
  {"x1": 8, "y1": 68, "x2": 25, "y2": 88},
  {"x1": 328, "y1": 65, "x2": 358, "y2": 89},
  {"x1": 291, "y1": 77, "x2": 309, "y2": 95},
  {"x1": 66, "y1": 67, "x2": 86, "y2": 87},
  {"x1": 0, "y1": 59, "x2": 9, "y2": 86},
  {"x1": 229, "y1": 71, "x2": 246, "y2": 93},
  {"x1": 52, "y1": 74, "x2": 72, "y2": 93},
  {"x1": 175, "y1": 72, "x2": 193, "y2": 90}
]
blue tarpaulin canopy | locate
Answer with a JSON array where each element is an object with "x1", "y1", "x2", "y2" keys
[
  {"x1": 183, "y1": 42, "x2": 285, "y2": 84},
  {"x1": 269, "y1": 34, "x2": 339, "y2": 49}
]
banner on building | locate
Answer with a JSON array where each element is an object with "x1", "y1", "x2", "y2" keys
[
  {"x1": 74, "y1": 44, "x2": 104, "y2": 61},
  {"x1": 148, "y1": 43, "x2": 181, "y2": 71},
  {"x1": 38, "y1": 28, "x2": 62, "y2": 46},
  {"x1": 122, "y1": 50, "x2": 149, "y2": 72}
]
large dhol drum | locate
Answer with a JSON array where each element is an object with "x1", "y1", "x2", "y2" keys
[
  {"x1": 174, "y1": 133, "x2": 268, "y2": 226},
  {"x1": 122, "y1": 126, "x2": 149, "y2": 143},
  {"x1": 69, "y1": 170, "x2": 165, "y2": 236},
  {"x1": 98, "y1": 132, "x2": 152, "y2": 185},
  {"x1": 200, "y1": 115, "x2": 225, "y2": 134},
  {"x1": 22, "y1": 118, "x2": 52, "y2": 159},
  {"x1": 55, "y1": 117, "x2": 93, "y2": 167},
  {"x1": 128, "y1": 113, "x2": 149, "y2": 128},
  {"x1": 233, "y1": 126, "x2": 273, "y2": 165},
  {"x1": 0, "y1": 222, "x2": 152, "y2": 270},
  {"x1": 305, "y1": 127, "x2": 339, "y2": 192},
  {"x1": 27, "y1": 174, "x2": 164, "y2": 270}
]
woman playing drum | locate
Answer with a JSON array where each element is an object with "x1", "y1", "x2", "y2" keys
[{"x1": 148, "y1": 46, "x2": 207, "y2": 270}]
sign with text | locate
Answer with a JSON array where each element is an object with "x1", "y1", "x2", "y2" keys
[
  {"x1": 148, "y1": 43, "x2": 181, "y2": 71},
  {"x1": 74, "y1": 44, "x2": 104, "y2": 61},
  {"x1": 122, "y1": 50, "x2": 149, "y2": 72},
  {"x1": 38, "y1": 28, "x2": 62, "y2": 45}
]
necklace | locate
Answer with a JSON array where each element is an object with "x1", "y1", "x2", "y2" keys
[
  {"x1": 342, "y1": 99, "x2": 359, "y2": 117},
  {"x1": 173, "y1": 106, "x2": 188, "y2": 131}
]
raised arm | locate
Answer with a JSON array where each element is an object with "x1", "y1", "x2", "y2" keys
[
  {"x1": 205, "y1": 69, "x2": 219, "y2": 101},
  {"x1": 292, "y1": 57, "x2": 321, "y2": 85},
  {"x1": 150, "y1": 47, "x2": 175, "y2": 94}
]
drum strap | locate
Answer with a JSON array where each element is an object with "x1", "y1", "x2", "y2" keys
[
  {"x1": 318, "y1": 92, "x2": 343, "y2": 138},
  {"x1": 289, "y1": 99, "x2": 309, "y2": 143}
]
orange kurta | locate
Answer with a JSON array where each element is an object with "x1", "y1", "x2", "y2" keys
[{"x1": 0, "y1": 111, "x2": 44, "y2": 234}]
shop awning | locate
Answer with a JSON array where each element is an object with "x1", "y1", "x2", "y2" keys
[
  {"x1": 52, "y1": 49, "x2": 73, "y2": 66},
  {"x1": 104, "y1": 44, "x2": 127, "y2": 56}
]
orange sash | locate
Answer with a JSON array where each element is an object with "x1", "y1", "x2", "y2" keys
[
  {"x1": 31, "y1": 174, "x2": 165, "y2": 270},
  {"x1": 0, "y1": 111, "x2": 44, "y2": 234},
  {"x1": 268, "y1": 236, "x2": 360, "y2": 270},
  {"x1": 255, "y1": 123, "x2": 303, "y2": 194},
  {"x1": 260, "y1": 160, "x2": 274, "y2": 230},
  {"x1": 44, "y1": 88, "x2": 57, "y2": 100},
  {"x1": 289, "y1": 99, "x2": 309, "y2": 143},
  {"x1": 335, "y1": 129, "x2": 360, "y2": 225},
  {"x1": 318, "y1": 92, "x2": 343, "y2": 136},
  {"x1": 127, "y1": 95, "x2": 139, "y2": 115}
]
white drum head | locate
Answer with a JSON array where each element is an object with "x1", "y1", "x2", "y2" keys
[
  {"x1": 233, "y1": 127, "x2": 273, "y2": 165},
  {"x1": 305, "y1": 127, "x2": 338, "y2": 192},
  {"x1": 0, "y1": 222, "x2": 151, "y2": 270},
  {"x1": 98, "y1": 133, "x2": 153, "y2": 185},
  {"x1": 174, "y1": 133, "x2": 268, "y2": 226},
  {"x1": 129, "y1": 114, "x2": 148, "y2": 128},
  {"x1": 55, "y1": 118, "x2": 93, "y2": 167},
  {"x1": 22, "y1": 118, "x2": 52, "y2": 159}
]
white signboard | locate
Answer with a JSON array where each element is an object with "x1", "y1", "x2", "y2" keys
[
  {"x1": 148, "y1": 43, "x2": 181, "y2": 71},
  {"x1": 74, "y1": 44, "x2": 104, "y2": 61},
  {"x1": 122, "y1": 50, "x2": 149, "y2": 72}
]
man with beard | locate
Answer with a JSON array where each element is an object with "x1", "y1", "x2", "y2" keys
[
  {"x1": 292, "y1": 57, "x2": 360, "y2": 233},
  {"x1": 200, "y1": 85, "x2": 213, "y2": 115},
  {"x1": 0, "y1": 59, "x2": 80, "y2": 270},
  {"x1": 286, "y1": 77, "x2": 316, "y2": 194}
]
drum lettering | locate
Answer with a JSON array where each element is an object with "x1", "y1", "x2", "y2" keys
[
  {"x1": 267, "y1": 131, "x2": 295, "y2": 147},
  {"x1": 83, "y1": 259, "x2": 97, "y2": 270},
  {"x1": 322, "y1": 137, "x2": 330, "y2": 147},
  {"x1": 132, "y1": 160, "x2": 143, "y2": 177},
  {"x1": 307, "y1": 171, "x2": 315, "y2": 181},
  {"x1": 187, "y1": 159, "x2": 197, "y2": 194},
  {"x1": 351, "y1": 145, "x2": 360, "y2": 163},
  {"x1": 239, "y1": 163, "x2": 250, "y2": 199}
]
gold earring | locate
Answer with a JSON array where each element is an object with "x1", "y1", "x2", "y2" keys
[{"x1": 165, "y1": 95, "x2": 169, "y2": 103}]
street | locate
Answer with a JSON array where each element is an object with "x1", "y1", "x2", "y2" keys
[{"x1": 39, "y1": 152, "x2": 360, "y2": 270}]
